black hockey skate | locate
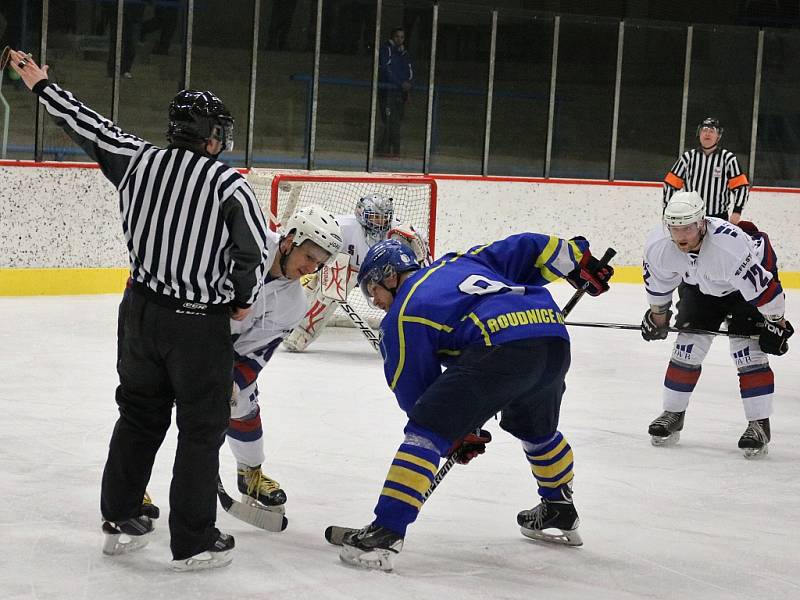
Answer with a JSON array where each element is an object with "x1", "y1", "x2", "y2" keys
[
  {"x1": 171, "y1": 530, "x2": 235, "y2": 572},
  {"x1": 101, "y1": 515, "x2": 154, "y2": 556},
  {"x1": 339, "y1": 523, "x2": 404, "y2": 571},
  {"x1": 738, "y1": 418, "x2": 770, "y2": 459},
  {"x1": 237, "y1": 465, "x2": 287, "y2": 514},
  {"x1": 517, "y1": 486, "x2": 582, "y2": 546},
  {"x1": 648, "y1": 410, "x2": 685, "y2": 446}
]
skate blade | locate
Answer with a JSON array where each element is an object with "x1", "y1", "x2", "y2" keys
[
  {"x1": 650, "y1": 431, "x2": 680, "y2": 447},
  {"x1": 241, "y1": 494, "x2": 286, "y2": 514},
  {"x1": 171, "y1": 550, "x2": 233, "y2": 572},
  {"x1": 339, "y1": 545, "x2": 396, "y2": 571},
  {"x1": 520, "y1": 526, "x2": 583, "y2": 547},
  {"x1": 102, "y1": 531, "x2": 151, "y2": 556},
  {"x1": 742, "y1": 444, "x2": 768, "y2": 459}
]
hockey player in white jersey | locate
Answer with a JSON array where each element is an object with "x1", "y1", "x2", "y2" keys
[
  {"x1": 641, "y1": 191, "x2": 793, "y2": 458},
  {"x1": 227, "y1": 205, "x2": 343, "y2": 512},
  {"x1": 283, "y1": 192, "x2": 429, "y2": 352}
]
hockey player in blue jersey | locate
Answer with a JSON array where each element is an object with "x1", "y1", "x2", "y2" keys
[{"x1": 339, "y1": 234, "x2": 613, "y2": 571}]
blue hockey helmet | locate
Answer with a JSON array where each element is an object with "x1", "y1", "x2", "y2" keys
[{"x1": 358, "y1": 239, "x2": 420, "y2": 300}]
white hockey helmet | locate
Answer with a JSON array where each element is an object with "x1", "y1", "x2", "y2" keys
[
  {"x1": 355, "y1": 192, "x2": 394, "y2": 237},
  {"x1": 282, "y1": 205, "x2": 343, "y2": 257},
  {"x1": 664, "y1": 191, "x2": 706, "y2": 227}
]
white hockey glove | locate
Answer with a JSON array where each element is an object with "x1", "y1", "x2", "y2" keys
[{"x1": 388, "y1": 223, "x2": 432, "y2": 265}]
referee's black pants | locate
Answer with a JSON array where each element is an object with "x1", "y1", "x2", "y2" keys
[{"x1": 101, "y1": 289, "x2": 233, "y2": 560}]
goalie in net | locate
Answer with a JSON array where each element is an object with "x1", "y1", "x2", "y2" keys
[{"x1": 282, "y1": 192, "x2": 431, "y2": 352}]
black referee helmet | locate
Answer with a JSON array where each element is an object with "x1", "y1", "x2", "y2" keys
[
  {"x1": 696, "y1": 117, "x2": 723, "y2": 138},
  {"x1": 167, "y1": 90, "x2": 234, "y2": 153}
]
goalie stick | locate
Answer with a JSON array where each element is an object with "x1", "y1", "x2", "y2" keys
[
  {"x1": 337, "y1": 299, "x2": 381, "y2": 352},
  {"x1": 216, "y1": 476, "x2": 288, "y2": 532},
  {"x1": 324, "y1": 246, "x2": 617, "y2": 546}
]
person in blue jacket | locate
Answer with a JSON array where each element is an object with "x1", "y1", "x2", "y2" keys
[
  {"x1": 339, "y1": 234, "x2": 613, "y2": 571},
  {"x1": 377, "y1": 27, "x2": 413, "y2": 157}
]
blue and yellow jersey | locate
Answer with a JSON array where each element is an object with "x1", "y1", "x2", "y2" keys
[{"x1": 379, "y1": 233, "x2": 590, "y2": 413}]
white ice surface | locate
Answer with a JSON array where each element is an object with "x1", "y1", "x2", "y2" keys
[{"x1": 0, "y1": 284, "x2": 798, "y2": 600}]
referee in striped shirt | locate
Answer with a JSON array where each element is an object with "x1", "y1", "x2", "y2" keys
[
  {"x1": 10, "y1": 49, "x2": 269, "y2": 567},
  {"x1": 663, "y1": 117, "x2": 750, "y2": 224}
]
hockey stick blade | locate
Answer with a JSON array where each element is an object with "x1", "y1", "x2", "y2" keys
[
  {"x1": 216, "y1": 476, "x2": 288, "y2": 532},
  {"x1": 325, "y1": 525, "x2": 359, "y2": 546}
]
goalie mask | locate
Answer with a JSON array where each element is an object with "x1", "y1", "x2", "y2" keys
[
  {"x1": 282, "y1": 205, "x2": 343, "y2": 262},
  {"x1": 167, "y1": 90, "x2": 234, "y2": 154},
  {"x1": 358, "y1": 239, "x2": 420, "y2": 302},
  {"x1": 355, "y1": 193, "x2": 394, "y2": 242}
]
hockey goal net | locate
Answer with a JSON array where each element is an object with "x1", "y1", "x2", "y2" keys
[{"x1": 246, "y1": 171, "x2": 437, "y2": 328}]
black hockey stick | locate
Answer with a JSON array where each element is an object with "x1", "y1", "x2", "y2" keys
[
  {"x1": 561, "y1": 247, "x2": 617, "y2": 316},
  {"x1": 326, "y1": 250, "x2": 616, "y2": 546},
  {"x1": 216, "y1": 476, "x2": 288, "y2": 532},
  {"x1": 565, "y1": 320, "x2": 759, "y2": 339}
]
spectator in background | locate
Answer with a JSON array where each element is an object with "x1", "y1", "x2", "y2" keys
[
  {"x1": 662, "y1": 117, "x2": 750, "y2": 224},
  {"x1": 377, "y1": 27, "x2": 413, "y2": 158}
]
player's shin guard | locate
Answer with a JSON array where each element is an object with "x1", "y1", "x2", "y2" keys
[
  {"x1": 522, "y1": 431, "x2": 574, "y2": 500},
  {"x1": 227, "y1": 407, "x2": 265, "y2": 464},
  {"x1": 737, "y1": 363, "x2": 774, "y2": 459},
  {"x1": 518, "y1": 433, "x2": 581, "y2": 546},
  {"x1": 372, "y1": 440, "x2": 440, "y2": 536}
]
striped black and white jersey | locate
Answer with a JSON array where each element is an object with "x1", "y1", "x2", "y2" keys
[
  {"x1": 33, "y1": 81, "x2": 269, "y2": 307},
  {"x1": 663, "y1": 147, "x2": 749, "y2": 218}
]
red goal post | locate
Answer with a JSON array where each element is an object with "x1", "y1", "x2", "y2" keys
[
  {"x1": 245, "y1": 171, "x2": 438, "y2": 328},
  {"x1": 244, "y1": 172, "x2": 437, "y2": 257}
]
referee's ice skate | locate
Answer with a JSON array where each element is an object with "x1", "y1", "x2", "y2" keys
[{"x1": 101, "y1": 515, "x2": 154, "y2": 556}]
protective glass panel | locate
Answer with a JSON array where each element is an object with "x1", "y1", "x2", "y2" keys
[
  {"x1": 39, "y1": 1, "x2": 118, "y2": 163},
  {"x1": 1, "y1": 1, "x2": 42, "y2": 160},
  {"x1": 755, "y1": 29, "x2": 800, "y2": 187},
  {"x1": 251, "y1": 0, "x2": 316, "y2": 169},
  {"x1": 615, "y1": 21, "x2": 686, "y2": 182},
  {"x1": 372, "y1": 0, "x2": 432, "y2": 174},
  {"x1": 550, "y1": 16, "x2": 617, "y2": 179},
  {"x1": 314, "y1": 0, "x2": 377, "y2": 171},
  {"x1": 115, "y1": 0, "x2": 185, "y2": 151},
  {"x1": 189, "y1": 0, "x2": 254, "y2": 168},
  {"x1": 488, "y1": 14, "x2": 553, "y2": 177},
  {"x1": 686, "y1": 24, "x2": 757, "y2": 175},
  {"x1": 429, "y1": 3, "x2": 491, "y2": 175}
]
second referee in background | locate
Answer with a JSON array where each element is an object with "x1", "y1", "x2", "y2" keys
[
  {"x1": 663, "y1": 117, "x2": 750, "y2": 224},
  {"x1": 9, "y1": 49, "x2": 270, "y2": 571}
]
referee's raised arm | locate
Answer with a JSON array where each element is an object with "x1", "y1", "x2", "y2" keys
[{"x1": 9, "y1": 48, "x2": 269, "y2": 570}]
